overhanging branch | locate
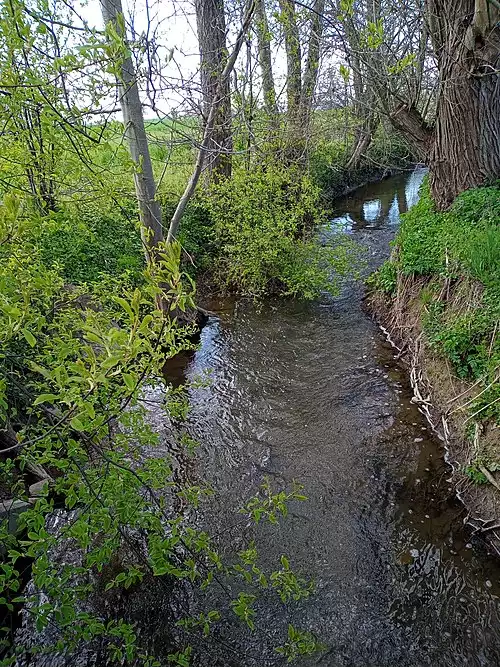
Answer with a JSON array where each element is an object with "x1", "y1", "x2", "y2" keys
[{"x1": 390, "y1": 103, "x2": 434, "y2": 160}]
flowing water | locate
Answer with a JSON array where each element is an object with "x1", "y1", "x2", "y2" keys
[{"x1": 167, "y1": 169, "x2": 500, "y2": 667}]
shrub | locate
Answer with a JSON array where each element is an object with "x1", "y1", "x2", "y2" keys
[
  {"x1": 36, "y1": 203, "x2": 144, "y2": 285},
  {"x1": 206, "y1": 165, "x2": 360, "y2": 298},
  {"x1": 158, "y1": 194, "x2": 215, "y2": 276}
]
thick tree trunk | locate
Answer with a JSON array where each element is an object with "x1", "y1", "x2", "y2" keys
[
  {"x1": 195, "y1": 0, "x2": 233, "y2": 180},
  {"x1": 99, "y1": 0, "x2": 164, "y2": 261},
  {"x1": 390, "y1": 103, "x2": 433, "y2": 159},
  {"x1": 427, "y1": 0, "x2": 500, "y2": 208},
  {"x1": 392, "y1": 0, "x2": 500, "y2": 209},
  {"x1": 254, "y1": 0, "x2": 278, "y2": 134}
]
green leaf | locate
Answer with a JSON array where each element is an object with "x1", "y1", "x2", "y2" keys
[
  {"x1": 70, "y1": 416, "x2": 85, "y2": 431},
  {"x1": 123, "y1": 373, "x2": 135, "y2": 392},
  {"x1": 33, "y1": 393, "x2": 58, "y2": 406},
  {"x1": 22, "y1": 328, "x2": 36, "y2": 347},
  {"x1": 114, "y1": 297, "x2": 134, "y2": 320}
]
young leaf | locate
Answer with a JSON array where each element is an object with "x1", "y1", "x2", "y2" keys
[
  {"x1": 22, "y1": 328, "x2": 36, "y2": 347},
  {"x1": 33, "y1": 393, "x2": 58, "y2": 406}
]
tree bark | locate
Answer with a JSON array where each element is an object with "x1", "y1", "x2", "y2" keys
[
  {"x1": 254, "y1": 0, "x2": 278, "y2": 133},
  {"x1": 278, "y1": 0, "x2": 301, "y2": 122},
  {"x1": 426, "y1": 0, "x2": 500, "y2": 208},
  {"x1": 99, "y1": 0, "x2": 164, "y2": 262},
  {"x1": 195, "y1": 0, "x2": 233, "y2": 180},
  {"x1": 391, "y1": 0, "x2": 500, "y2": 209},
  {"x1": 299, "y1": 0, "x2": 325, "y2": 128},
  {"x1": 390, "y1": 103, "x2": 432, "y2": 159}
]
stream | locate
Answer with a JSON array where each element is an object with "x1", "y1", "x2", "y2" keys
[{"x1": 170, "y1": 169, "x2": 500, "y2": 667}]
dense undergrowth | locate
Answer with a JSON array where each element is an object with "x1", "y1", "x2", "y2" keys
[
  {"x1": 31, "y1": 115, "x2": 408, "y2": 299},
  {"x1": 309, "y1": 121, "x2": 414, "y2": 198},
  {"x1": 0, "y1": 104, "x2": 412, "y2": 665},
  {"x1": 371, "y1": 180, "x2": 500, "y2": 471},
  {"x1": 0, "y1": 194, "x2": 321, "y2": 665}
]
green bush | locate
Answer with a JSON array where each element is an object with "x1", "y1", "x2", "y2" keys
[
  {"x1": 158, "y1": 194, "x2": 215, "y2": 276},
  {"x1": 373, "y1": 179, "x2": 500, "y2": 425},
  {"x1": 206, "y1": 165, "x2": 360, "y2": 298},
  {"x1": 36, "y1": 203, "x2": 144, "y2": 285}
]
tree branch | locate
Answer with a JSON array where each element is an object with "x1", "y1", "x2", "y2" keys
[
  {"x1": 390, "y1": 103, "x2": 434, "y2": 160},
  {"x1": 166, "y1": 0, "x2": 256, "y2": 244}
]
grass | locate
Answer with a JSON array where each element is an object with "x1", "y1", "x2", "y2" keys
[{"x1": 371, "y1": 178, "x2": 500, "y2": 453}]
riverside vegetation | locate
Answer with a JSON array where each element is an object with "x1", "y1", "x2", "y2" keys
[
  {"x1": 0, "y1": 75, "x2": 407, "y2": 667},
  {"x1": 369, "y1": 179, "x2": 500, "y2": 526},
  {"x1": 1, "y1": 0, "x2": 499, "y2": 664}
]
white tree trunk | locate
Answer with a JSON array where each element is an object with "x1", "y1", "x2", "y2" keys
[{"x1": 99, "y1": 0, "x2": 164, "y2": 261}]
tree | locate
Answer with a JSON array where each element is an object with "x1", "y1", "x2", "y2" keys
[
  {"x1": 390, "y1": 0, "x2": 500, "y2": 208},
  {"x1": 167, "y1": 0, "x2": 256, "y2": 242},
  {"x1": 99, "y1": 0, "x2": 164, "y2": 262},
  {"x1": 279, "y1": 0, "x2": 302, "y2": 123},
  {"x1": 254, "y1": 0, "x2": 279, "y2": 133},
  {"x1": 299, "y1": 0, "x2": 326, "y2": 128},
  {"x1": 195, "y1": 0, "x2": 233, "y2": 180},
  {"x1": 279, "y1": 0, "x2": 326, "y2": 160},
  {"x1": 342, "y1": 0, "x2": 381, "y2": 170}
]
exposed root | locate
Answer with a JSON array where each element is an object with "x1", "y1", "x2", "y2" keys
[{"x1": 367, "y1": 273, "x2": 500, "y2": 554}]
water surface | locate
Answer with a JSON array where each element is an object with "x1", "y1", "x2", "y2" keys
[{"x1": 169, "y1": 169, "x2": 500, "y2": 666}]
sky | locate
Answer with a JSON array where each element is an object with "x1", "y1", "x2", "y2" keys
[{"x1": 76, "y1": 0, "x2": 290, "y2": 118}]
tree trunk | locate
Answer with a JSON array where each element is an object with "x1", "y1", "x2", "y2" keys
[
  {"x1": 299, "y1": 0, "x2": 325, "y2": 129},
  {"x1": 343, "y1": 1, "x2": 381, "y2": 172},
  {"x1": 392, "y1": 0, "x2": 500, "y2": 209},
  {"x1": 427, "y1": 0, "x2": 500, "y2": 208},
  {"x1": 99, "y1": 0, "x2": 163, "y2": 261},
  {"x1": 254, "y1": 0, "x2": 278, "y2": 134},
  {"x1": 195, "y1": 0, "x2": 233, "y2": 181},
  {"x1": 345, "y1": 112, "x2": 379, "y2": 170},
  {"x1": 167, "y1": 0, "x2": 255, "y2": 243},
  {"x1": 278, "y1": 0, "x2": 301, "y2": 122}
]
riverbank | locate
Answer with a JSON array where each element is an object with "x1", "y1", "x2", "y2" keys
[{"x1": 367, "y1": 181, "x2": 500, "y2": 553}]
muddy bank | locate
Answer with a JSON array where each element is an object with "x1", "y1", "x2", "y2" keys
[
  {"x1": 367, "y1": 274, "x2": 500, "y2": 554},
  {"x1": 330, "y1": 164, "x2": 419, "y2": 200}
]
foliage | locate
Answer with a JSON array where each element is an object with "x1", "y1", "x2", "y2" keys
[
  {"x1": 464, "y1": 462, "x2": 488, "y2": 485},
  {"x1": 159, "y1": 195, "x2": 215, "y2": 277},
  {"x1": 0, "y1": 197, "x2": 319, "y2": 665},
  {"x1": 35, "y1": 203, "x2": 144, "y2": 285},
  {"x1": 206, "y1": 164, "x2": 360, "y2": 298},
  {"x1": 366, "y1": 260, "x2": 397, "y2": 295},
  {"x1": 275, "y1": 624, "x2": 324, "y2": 663},
  {"x1": 394, "y1": 181, "x2": 500, "y2": 283},
  {"x1": 372, "y1": 180, "x2": 500, "y2": 426},
  {"x1": 308, "y1": 119, "x2": 414, "y2": 198}
]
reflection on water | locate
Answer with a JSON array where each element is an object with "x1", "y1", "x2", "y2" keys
[
  {"x1": 330, "y1": 167, "x2": 427, "y2": 231},
  {"x1": 163, "y1": 168, "x2": 500, "y2": 667}
]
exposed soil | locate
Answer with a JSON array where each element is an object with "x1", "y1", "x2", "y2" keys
[{"x1": 367, "y1": 273, "x2": 500, "y2": 553}]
